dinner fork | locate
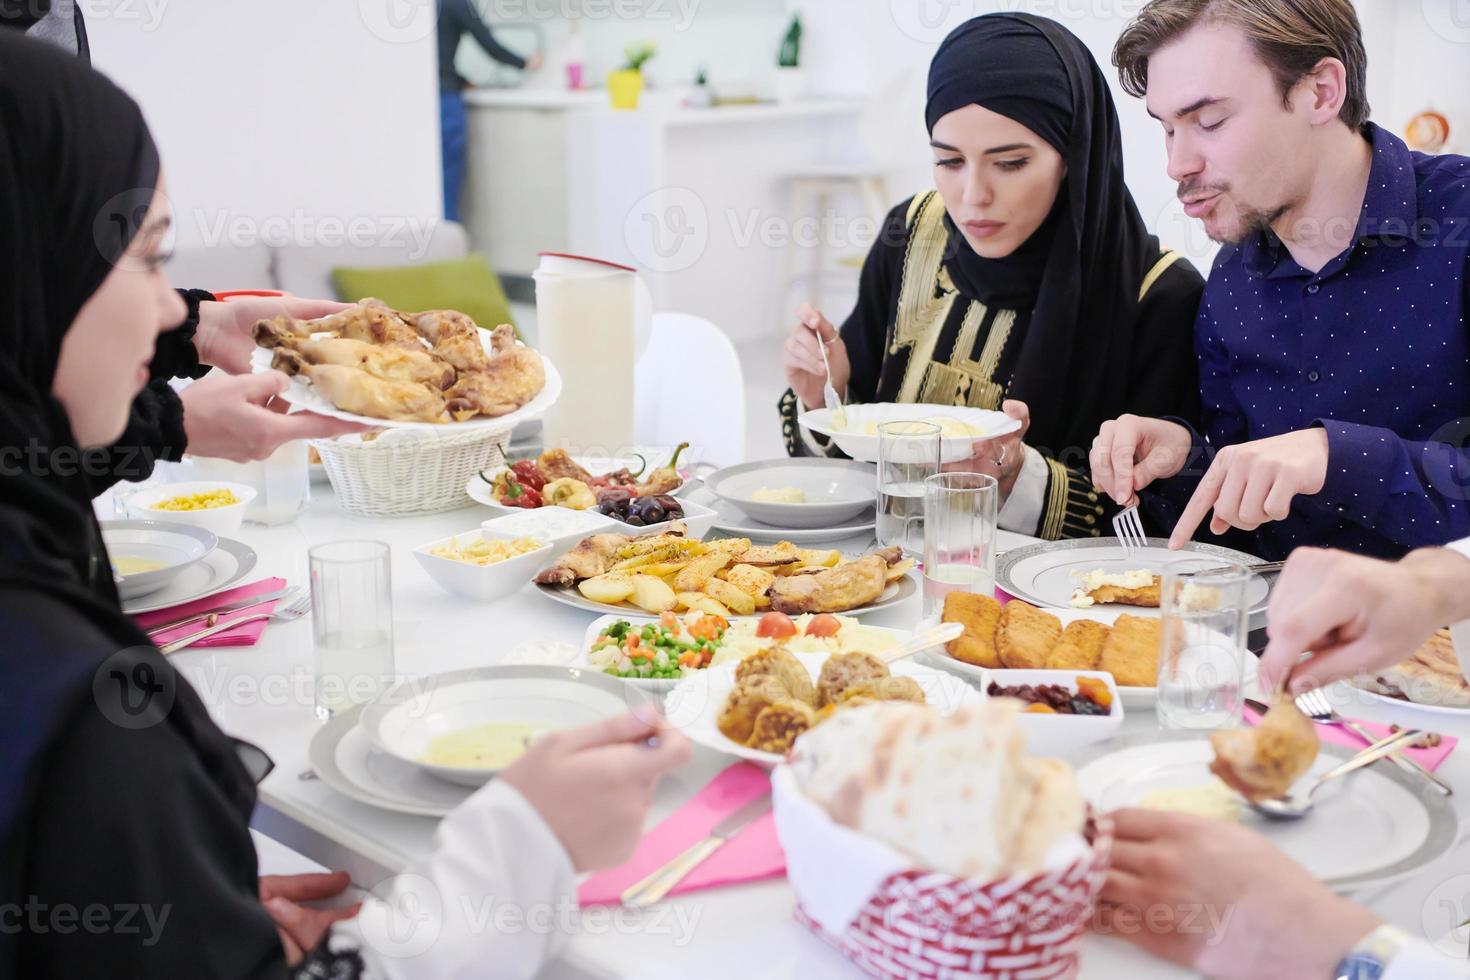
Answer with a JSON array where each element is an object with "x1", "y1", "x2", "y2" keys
[
  {"x1": 1294, "y1": 687, "x2": 1451, "y2": 796},
  {"x1": 817, "y1": 335, "x2": 846, "y2": 429},
  {"x1": 159, "y1": 590, "x2": 311, "y2": 655},
  {"x1": 1111, "y1": 503, "x2": 1147, "y2": 556}
]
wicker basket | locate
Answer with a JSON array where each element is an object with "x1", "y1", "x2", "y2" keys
[{"x1": 312, "y1": 426, "x2": 511, "y2": 518}]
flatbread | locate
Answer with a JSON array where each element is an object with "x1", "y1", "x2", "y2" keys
[{"x1": 1356, "y1": 629, "x2": 1470, "y2": 708}]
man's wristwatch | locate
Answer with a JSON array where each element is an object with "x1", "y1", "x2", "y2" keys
[{"x1": 1335, "y1": 924, "x2": 1410, "y2": 980}]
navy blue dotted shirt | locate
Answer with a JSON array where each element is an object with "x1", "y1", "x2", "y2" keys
[{"x1": 1165, "y1": 123, "x2": 1470, "y2": 561}]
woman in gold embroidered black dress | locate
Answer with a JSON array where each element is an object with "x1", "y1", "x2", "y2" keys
[{"x1": 780, "y1": 13, "x2": 1202, "y2": 540}]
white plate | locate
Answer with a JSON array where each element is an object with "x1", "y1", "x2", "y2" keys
[
  {"x1": 1073, "y1": 733, "x2": 1457, "y2": 890},
  {"x1": 466, "y1": 452, "x2": 692, "y2": 516},
  {"x1": 308, "y1": 705, "x2": 472, "y2": 818},
  {"x1": 997, "y1": 537, "x2": 1272, "y2": 617},
  {"x1": 914, "y1": 608, "x2": 1259, "y2": 708},
  {"x1": 687, "y1": 486, "x2": 876, "y2": 543},
  {"x1": 101, "y1": 520, "x2": 219, "y2": 600},
  {"x1": 250, "y1": 340, "x2": 561, "y2": 432},
  {"x1": 972, "y1": 668, "x2": 1124, "y2": 756},
  {"x1": 1331, "y1": 679, "x2": 1470, "y2": 740},
  {"x1": 666, "y1": 649, "x2": 981, "y2": 767},
  {"x1": 359, "y1": 666, "x2": 651, "y2": 787},
  {"x1": 798, "y1": 403, "x2": 1021, "y2": 464},
  {"x1": 537, "y1": 569, "x2": 918, "y2": 620},
  {"x1": 119, "y1": 536, "x2": 257, "y2": 614},
  {"x1": 703, "y1": 459, "x2": 876, "y2": 529}
]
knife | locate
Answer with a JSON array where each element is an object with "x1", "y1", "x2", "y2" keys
[
  {"x1": 142, "y1": 586, "x2": 297, "y2": 636},
  {"x1": 1244, "y1": 697, "x2": 1451, "y2": 796},
  {"x1": 620, "y1": 794, "x2": 772, "y2": 909}
]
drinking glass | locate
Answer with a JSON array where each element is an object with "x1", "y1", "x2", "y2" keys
[
  {"x1": 922, "y1": 472, "x2": 997, "y2": 620},
  {"x1": 310, "y1": 540, "x2": 395, "y2": 721},
  {"x1": 875, "y1": 421, "x2": 941, "y2": 555},
  {"x1": 1156, "y1": 558, "x2": 1251, "y2": 730}
]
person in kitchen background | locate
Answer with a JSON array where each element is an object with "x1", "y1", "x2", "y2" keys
[
  {"x1": 1091, "y1": 0, "x2": 1470, "y2": 562},
  {"x1": 438, "y1": 0, "x2": 543, "y2": 222},
  {"x1": 0, "y1": 0, "x2": 368, "y2": 492},
  {"x1": 780, "y1": 12, "x2": 1204, "y2": 543}
]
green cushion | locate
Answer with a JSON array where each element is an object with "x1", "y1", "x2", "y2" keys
[{"x1": 330, "y1": 252, "x2": 517, "y2": 336}]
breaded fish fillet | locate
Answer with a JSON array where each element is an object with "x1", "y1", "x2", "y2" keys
[
  {"x1": 1044, "y1": 619, "x2": 1111, "y2": 670},
  {"x1": 996, "y1": 600, "x2": 1062, "y2": 670},
  {"x1": 1085, "y1": 581, "x2": 1161, "y2": 607},
  {"x1": 1099, "y1": 614, "x2": 1162, "y2": 687},
  {"x1": 942, "y1": 592, "x2": 1002, "y2": 668}
]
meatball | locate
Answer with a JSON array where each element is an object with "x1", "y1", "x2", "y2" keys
[
  {"x1": 816, "y1": 652, "x2": 889, "y2": 707},
  {"x1": 735, "y1": 647, "x2": 815, "y2": 705},
  {"x1": 748, "y1": 699, "x2": 818, "y2": 754}
]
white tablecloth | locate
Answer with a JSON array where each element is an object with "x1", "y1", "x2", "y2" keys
[{"x1": 122, "y1": 488, "x2": 1470, "y2": 980}]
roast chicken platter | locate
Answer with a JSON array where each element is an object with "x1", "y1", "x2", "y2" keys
[{"x1": 250, "y1": 298, "x2": 551, "y2": 426}]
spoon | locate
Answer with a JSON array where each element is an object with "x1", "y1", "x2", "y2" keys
[
  {"x1": 880, "y1": 621, "x2": 965, "y2": 666},
  {"x1": 1250, "y1": 726, "x2": 1424, "y2": 820}
]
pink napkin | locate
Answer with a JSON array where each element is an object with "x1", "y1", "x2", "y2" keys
[
  {"x1": 1244, "y1": 704, "x2": 1457, "y2": 770},
  {"x1": 133, "y1": 577, "x2": 290, "y2": 648},
  {"x1": 578, "y1": 763, "x2": 784, "y2": 906}
]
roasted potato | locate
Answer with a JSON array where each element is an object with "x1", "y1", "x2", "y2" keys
[
  {"x1": 637, "y1": 560, "x2": 695, "y2": 578},
  {"x1": 723, "y1": 563, "x2": 776, "y2": 598},
  {"x1": 676, "y1": 591, "x2": 733, "y2": 617},
  {"x1": 629, "y1": 574, "x2": 679, "y2": 613},
  {"x1": 704, "y1": 576, "x2": 756, "y2": 616},
  {"x1": 740, "y1": 545, "x2": 803, "y2": 567},
  {"x1": 884, "y1": 557, "x2": 917, "y2": 583},
  {"x1": 673, "y1": 552, "x2": 733, "y2": 593},
  {"x1": 578, "y1": 573, "x2": 636, "y2": 605},
  {"x1": 797, "y1": 549, "x2": 842, "y2": 568},
  {"x1": 706, "y1": 537, "x2": 752, "y2": 556}
]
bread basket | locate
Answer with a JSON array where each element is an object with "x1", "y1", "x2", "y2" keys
[{"x1": 312, "y1": 427, "x2": 510, "y2": 518}]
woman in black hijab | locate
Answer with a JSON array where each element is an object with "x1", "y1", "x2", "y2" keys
[
  {"x1": 781, "y1": 13, "x2": 1202, "y2": 540},
  {"x1": 0, "y1": 32, "x2": 692, "y2": 979}
]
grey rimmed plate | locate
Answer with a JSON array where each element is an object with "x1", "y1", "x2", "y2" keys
[
  {"x1": 996, "y1": 537, "x2": 1272, "y2": 617},
  {"x1": 1073, "y1": 731, "x2": 1457, "y2": 891},
  {"x1": 703, "y1": 458, "x2": 876, "y2": 529},
  {"x1": 120, "y1": 536, "x2": 257, "y2": 614}
]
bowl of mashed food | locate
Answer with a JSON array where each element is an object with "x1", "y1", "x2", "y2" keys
[
  {"x1": 796, "y1": 402, "x2": 1021, "y2": 464},
  {"x1": 126, "y1": 481, "x2": 257, "y2": 535},
  {"x1": 359, "y1": 665, "x2": 651, "y2": 786},
  {"x1": 704, "y1": 459, "x2": 876, "y2": 529}
]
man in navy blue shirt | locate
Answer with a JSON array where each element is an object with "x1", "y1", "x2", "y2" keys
[{"x1": 1091, "y1": 0, "x2": 1470, "y2": 562}]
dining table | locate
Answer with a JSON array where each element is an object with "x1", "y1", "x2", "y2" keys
[{"x1": 122, "y1": 483, "x2": 1470, "y2": 980}]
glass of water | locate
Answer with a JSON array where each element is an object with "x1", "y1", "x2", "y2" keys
[
  {"x1": 310, "y1": 540, "x2": 395, "y2": 721},
  {"x1": 876, "y1": 421, "x2": 941, "y2": 555},
  {"x1": 1156, "y1": 558, "x2": 1251, "y2": 730},
  {"x1": 922, "y1": 472, "x2": 997, "y2": 620}
]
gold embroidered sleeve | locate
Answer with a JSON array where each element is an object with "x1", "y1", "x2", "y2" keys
[{"x1": 1038, "y1": 458, "x2": 1106, "y2": 541}]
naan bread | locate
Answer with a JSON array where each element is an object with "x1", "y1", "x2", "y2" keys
[
  {"x1": 787, "y1": 700, "x2": 1084, "y2": 880},
  {"x1": 1356, "y1": 629, "x2": 1470, "y2": 708}
]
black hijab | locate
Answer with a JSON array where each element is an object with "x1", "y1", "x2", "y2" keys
[
  {"x1": 0, "y1": 29, "x2": 164, "y2": 827},
  {"x1": 0, "y1": 29, "x2": 158, "y2": 605},
  {"x1": 924, "y1": 13, "x2": 1166, "y2": 459}
]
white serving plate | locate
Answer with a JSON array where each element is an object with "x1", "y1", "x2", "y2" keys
[
  {"x1": 1073, "y1": 732, "x2": 1457, "y2": 890},
  {"x1": 119, "y1": 537, "x2": 258, "y2": 614},
  {"x1": 250, "y1": 339, "x2": 561, "y2": 432},
  {"x1": 412, "y1": 531, "x2": 554, "y2": 603},
  {"x1": 537, "y1": 569, "x2": 918, "y2": 620},
  {"x1": 466, "y1": 452, "x2": 693, "y2": 517},
  {"x1": 686, "y1": 486, "x2": 875, "y2": 543},
  {"x1": 996, "y1": 537, "x2": 1273, "y2": 618},
  {"x1": 359, "y1": 666, "x2": 650, "y2": 787},
  {"x1": 914, "y1": 608, "x2": 1260, "y2": 709},
  {"x1": 468, "y1": 472, "x2": 717, "y2": 539},
  {"x1": 703, "y1": 459, "x2": 876, "y2": 529},
  {"x1": 100, "y1": 520, "x2": 218, "y2": 601},
  {"x1": 125, "y1": 480, "x2": 257, "y2": 536},
  {"x1": 666, "y1": 650, "x2": 981, "y2": 768},
  {"x1": 798, "y1": 402, "x2": 1021, "y2": 464},
  {"x1": 1330, "y1": 679, "x2": 1470, "y2": 741},
  {"x1": 308, "y1": 705, "x2": 472, "y2": 818}
]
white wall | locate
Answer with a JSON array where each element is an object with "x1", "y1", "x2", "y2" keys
[{"x1": 86, "y1": 1, "x2": 442, "y2": 252}]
